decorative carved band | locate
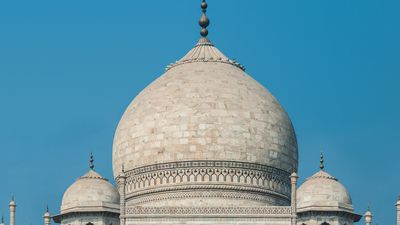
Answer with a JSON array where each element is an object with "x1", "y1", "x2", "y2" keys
[
  {"x1": 117, "y1": 160, "x2": 291, "y2": 205},
  {"x1": 126, "y1": 206, "x2": 292, "y2": 216},
  {"x1": 297, "y1": 210, "x2": 362, "y2": 222},
  {"x1": 123, "y1": 161, "x2": 289, "y2": 178},
  {"x1": 126, "y1": 185, "x2": 289, "y2": 206},
  {"x1": 56, "y1": 211, "x2": 119, "y2": 221}
]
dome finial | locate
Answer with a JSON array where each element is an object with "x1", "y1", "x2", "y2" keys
[
  {"x1": 199, "y1": 0, "x2": 210, "y2": 38},
  {"x1": 89, "y1": 152, "x2": 95, "y2": 170},
  {"x1": 320, "y1": 151, "x2": 325, "y2": 170}
]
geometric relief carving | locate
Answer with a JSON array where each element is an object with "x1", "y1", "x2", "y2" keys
[
  {"x1": 117, "y1": 160, "x2": 291, "y2": 201},
  {"x1": 127, "y1": 190, "x2": 286, "y2": 206},
  {"x1": 126, "y1": 206, "x2": 292, "y2": 216},
  {"x1": 298, "y1": 211, "x2": 359, "y2": 221}
]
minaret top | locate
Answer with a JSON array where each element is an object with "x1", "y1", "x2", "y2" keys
[
  {"x1": 365, "y1": 205, "x2": 373, "y2": 222},
  {"x1": 89, "y1": 152, "x2": 95, "y2": 170},
  {"x1": 199, "y1": 0, "x2": 210, "y2": 38},
  {"x1": 366, "y1": 205, "x2": 372, "y2": 214},
  {"x1": 9, "y1": 195, "x2": 16, "y2": 206},
  {"x1": 320, "y1": 152, "x2": 325, "y2": 170},
  {"x1": 43, "y1": 205, "x2": 51, "y2": 218}
]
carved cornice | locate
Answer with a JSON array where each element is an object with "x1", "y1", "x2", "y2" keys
[
  {"x1": 297, "y1": 210, "x2": 362, "y2": 222},
  {"x1": 53, "y1": 211, "x2": 119, "y2": 224}
]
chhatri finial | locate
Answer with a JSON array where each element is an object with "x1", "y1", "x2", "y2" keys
[
  {"x1": 199, "y1": 0, "x2": 210, "y2": 38},
  {"x1": 320, "y1": 152, "x2": 325, "y2": 170},
  {"x1": 89, "y1": 152, "x2": 95, "y2": 170}
]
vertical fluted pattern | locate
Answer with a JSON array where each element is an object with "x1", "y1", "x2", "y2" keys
[
  {"x1": 290, "y1": 173, "x2": 298, "y2": 225},
  {"x1": 118, "y1": 173, "x2": 127, "y2": 225}
]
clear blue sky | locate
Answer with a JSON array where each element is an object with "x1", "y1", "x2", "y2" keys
[{"x1": 0, "y1": 0, "x2": 399, "y2": 224}]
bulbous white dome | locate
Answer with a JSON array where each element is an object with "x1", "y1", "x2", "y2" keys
[
  {"x1": 61, "y1": 170, "x2": 120, "y2": 214},
  {"x1": 112, "y1": 38, "x2": 298, "y2": 206},
  {"x1": 113, "y1": 40, "x2": 298, "y2": 178},
  {"x1": 297, "y1": 170, "x2": 354, "y2": 212}
]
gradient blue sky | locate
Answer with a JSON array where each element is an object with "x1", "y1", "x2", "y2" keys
[{"x1": 0, "y1": 0, "x2": 399, "y2": 224}]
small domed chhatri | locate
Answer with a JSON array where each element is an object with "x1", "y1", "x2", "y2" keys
[
  {"x1": 113, "y1": 0, "x2": 298, "y2": 208},
  {"x1": 61, "y1": 170, "x2": 120, "y2": 213},
  {"x1": 53, "y1": 154, "x2": 120, "y2": 225},
  {"x1": 297, "y1": 171, "x2": 352, "y2": 210},
  {"x1": 296, "y1": 153, "x2": 361, "y2": 225},
  {"x1": 61, "y1": 154, "x2": 120, "y2": 214}
]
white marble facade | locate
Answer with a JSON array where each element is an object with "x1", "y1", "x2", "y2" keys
[{"x1": 0, "y1": 1, "x2": 397, "y2": 225}]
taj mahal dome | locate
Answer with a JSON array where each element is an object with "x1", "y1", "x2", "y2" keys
[{"x1": 0, "y1": 1, "x2": 399, "y2": 225}]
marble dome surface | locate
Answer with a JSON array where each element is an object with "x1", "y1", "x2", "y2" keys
[
  {"x1": 61, "y1": 170, "x2": 120, "y2": 214},
  {"x1": 112, "y1": 38, "x2": 298, "y2": 179},
  {"x1": 297, "y1": 170, "x2": 354, "y2": 212}
]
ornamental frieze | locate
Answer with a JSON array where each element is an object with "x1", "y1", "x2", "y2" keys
[{"x1": 125, "y1": 206, "x2": 292, "y2": 216}]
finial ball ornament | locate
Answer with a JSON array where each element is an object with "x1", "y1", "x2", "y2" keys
[
  {"x1": 320, "y1": 152, "x2": 325, "y2": 170},
  {"x1": 201, "y1": 1, "x2": 207, "y2": 10},
  {"x1": 199, "y1": 0, "x2": 210, "y2": 37},
  {"x1": 200, "y1": 28, "x2": 208, "y2": 37},
  {"x1": 89, "y1": 152, "x2": 95, "y2": 170}
]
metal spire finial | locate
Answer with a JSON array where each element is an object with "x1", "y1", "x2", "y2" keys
[
  {"x1": 320, "y1": 152, "x2": 325, "y2": 170},
  {"x1": 89, "y1": 152, "x2": 95, "y2": 170},
  {"x1": 199, "y1": 0, "x2": 210, "y2": 37},
  {"x1": 46, "y1": 205, "x2": 49, "y2": 213},
  {"x1": 1, "y1": 215, "x2": 4, "y2": 224}
]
